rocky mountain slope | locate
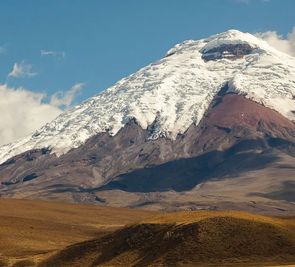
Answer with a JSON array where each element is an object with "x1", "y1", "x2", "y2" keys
[{"x1": 0, "y1": 30, "x2": 295, "y2": 214}]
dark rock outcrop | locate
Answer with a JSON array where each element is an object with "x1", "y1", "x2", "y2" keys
[{"x1": 201, "y1": 43, "x2": 255, "y2": 61}]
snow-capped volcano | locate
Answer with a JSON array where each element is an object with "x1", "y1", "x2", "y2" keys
[
  {"x1": 1, "y1": 29, "x2": 295, "y2": 214},
  {"x1": 1, "y1": 29, "x2": 295, "y2": 164}
]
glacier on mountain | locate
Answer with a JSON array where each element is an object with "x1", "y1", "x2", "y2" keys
[{"x1": 1, "y1": 29, "x2": 295, "y2": 164}]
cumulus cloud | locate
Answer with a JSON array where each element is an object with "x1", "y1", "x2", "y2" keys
[
  {"x1": 0, "y1": 83, "x2": 83, "y2": 146},
  {"x1": 8, "y1": 61, "x2": 37, "y2": 78},
  {"x1": 256, "y1": 27, "x2": 295, "y2": 56},
  {"x1": 50, "y1": 83, "x2": 83, "y2": 109},
  {"x1": 0, "y1": 84, "x2": 61, "y2": 146},
  {"x1": 41, "y1": 50, "x2": 65, "y2": 59}
]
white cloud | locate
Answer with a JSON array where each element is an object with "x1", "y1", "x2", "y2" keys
[
  {"x1": 8, "y1": 61, "x2": 37, "y2": 78},
  {"x1": 41, "y1": 50, "x2": 65, "y2": 58},
  {"x1": 0, "y1": 84, "x2": 61, "y2": 146},
  {"x1": 256, "y1": 27, "x2": 295, "y2": 56},
  {"x1": 50, "y1": 83, "x2": 84, "y2": 109},
  {"x1": 0, "y1": 83, "x2": 83, "y2": 146}
]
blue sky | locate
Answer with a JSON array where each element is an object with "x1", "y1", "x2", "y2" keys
[
  {"x1": 0, "y1": 0, "x2": 294, "y2": 145},
  {"x1": 1, "y1": 0, "x2": 294, "y2": 102}
]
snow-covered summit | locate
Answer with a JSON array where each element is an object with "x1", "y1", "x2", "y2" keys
[
  {"x1": 201, "y1": 29, "x2": 273, "y2": 53},
  {"x1": 166, "y1": 29, "x2": 279, "y2": 57},
  {"x1": 1, "y1": 29, "x2": 295, "y2": 164}
]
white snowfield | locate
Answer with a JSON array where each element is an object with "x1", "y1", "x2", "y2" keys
[{"x1": 1, "y1": 29, "x2": 295, "y2": 164}]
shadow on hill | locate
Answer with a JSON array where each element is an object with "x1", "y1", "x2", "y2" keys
[
  {"x1": 249, "y1": 180, "x2": 295, "y2": 202},
  {"x1": 97, "y1": 139, "x2": 278, "y2": 193},
  {"x1": 39, "y1": 215, "x2": 295, "y2": 267}
]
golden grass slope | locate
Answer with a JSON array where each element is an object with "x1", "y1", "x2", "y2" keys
[
  {"x1": 143, "y1": 210, "x2": 295, "y2": 227},
  {"x1": 0, "y1": 198, "x2": 158, "y2": 266},
  {"x1": 0, "y1": 198, "x2": 294, "y2": 267},
  {"x1": 40, "y1": 210, "x2": 295, "y2": 267}
]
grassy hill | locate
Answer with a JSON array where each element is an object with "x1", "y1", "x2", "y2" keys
[
  {"x1": 0, "y1": 198, "x2": 157, "y2": 266},
  {"x1": 0, "y1": 199, "x2": 294, "y2": 267},
  {"x1": 40, "y1": 210, "x2": 295, "y2": 267}
]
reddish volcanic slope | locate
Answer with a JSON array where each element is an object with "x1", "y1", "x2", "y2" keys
[
  {"x1": 208, "y1": 94, "x2": 295, "y2": 129},
  {"x1": 181, "y1": 93, "x2": 295, "y2": 157}
]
